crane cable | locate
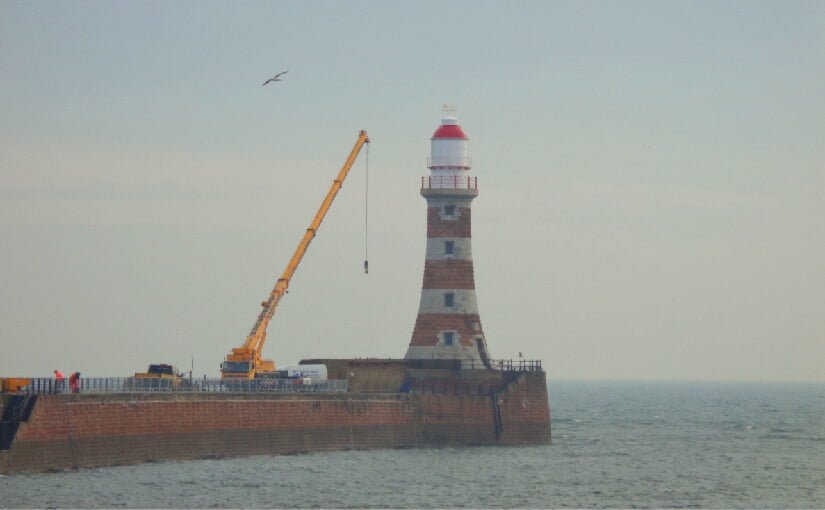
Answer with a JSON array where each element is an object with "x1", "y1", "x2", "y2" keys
[{"x1": 363, "y1": 141, "x2": 369, "y2": 274}]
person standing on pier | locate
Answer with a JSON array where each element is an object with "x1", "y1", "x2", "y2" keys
[
  {"x1": 69, "y1": 372, "x2": 81, "y2": 393},
  {"x1": 53, "y1": 370, "x2": 65, "y2": 393}
]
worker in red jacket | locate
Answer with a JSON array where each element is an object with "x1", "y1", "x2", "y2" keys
[
  {"x1": 69, "y1": 372, "x2": 81, "y2": 393},
  {"x1": 53, "y1": 370, "x2": 65, "y2": 393}
]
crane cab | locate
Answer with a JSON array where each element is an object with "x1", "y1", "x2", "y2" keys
[
  {"x1": 220, "y1": 358, "x2": 275, "y2": 379},
  {"x1": 220, "y1": 361, "x2": 254, "y2": 379}
]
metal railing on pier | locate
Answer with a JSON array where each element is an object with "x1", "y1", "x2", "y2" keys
[
  {"x1": 457, "y1": 359, "x2": 542, "y2": 372},
  {"x1": 14, "y1": 377, "x2": 348, "y2": 395},
  {"x1": 488, "y1": 359, "x2": 543, "y2": 372}
]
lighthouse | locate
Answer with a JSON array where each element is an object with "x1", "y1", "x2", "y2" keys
[{"x1": 405, "y1": 113, "x2": 492, "y2": 368}]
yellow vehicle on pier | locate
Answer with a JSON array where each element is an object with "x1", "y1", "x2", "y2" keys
[{"x1": 0, "y1": 378, "x2": 31, "y2": 393}]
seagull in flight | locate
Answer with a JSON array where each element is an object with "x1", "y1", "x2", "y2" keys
[{"x1": 262, "y1": 71, "x2": 288, "y2": 86}]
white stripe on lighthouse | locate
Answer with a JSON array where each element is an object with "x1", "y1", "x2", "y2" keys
[
  {"x1": 424, "y1": 238, "x2": 473, "y2": 261},
  {"x1": 417, "y1": 289, "x2": 479, "y2": 315}
]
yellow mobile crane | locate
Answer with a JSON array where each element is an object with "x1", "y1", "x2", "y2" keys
[{"x1": 221, "y1": 130, "x2": 370, "y2": 379}]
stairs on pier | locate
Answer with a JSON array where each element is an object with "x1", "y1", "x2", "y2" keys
[{"x1": 1, "y1": 395, "x2": 37, "y2": 450}]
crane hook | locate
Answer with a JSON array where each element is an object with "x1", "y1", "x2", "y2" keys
[{"x1": 363, "y1": 134, "x2": 370, "y2": 276}]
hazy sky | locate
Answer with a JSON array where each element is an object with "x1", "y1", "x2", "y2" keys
[{"x1": 1, "y1": 1, "x2": 823, "y2": 382}]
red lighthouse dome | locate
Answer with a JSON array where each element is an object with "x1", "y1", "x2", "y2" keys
[{"x1": 432, "y1": 117, "x2": 468, "y2": 140}]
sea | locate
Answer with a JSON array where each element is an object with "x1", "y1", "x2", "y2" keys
[{"x1": 2, "y1": 381, "x2": 823, "y2": 509}]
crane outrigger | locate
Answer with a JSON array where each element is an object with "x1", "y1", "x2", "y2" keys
[{"x1": 221, "y1": 130, "x2": 370, "y2": 379}]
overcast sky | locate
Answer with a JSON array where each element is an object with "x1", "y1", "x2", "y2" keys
[{"x1": 1, "y1": 1, "x2": 823, "y2": 382}]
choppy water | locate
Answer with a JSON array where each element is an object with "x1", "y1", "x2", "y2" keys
[{"x1": 2, "y1": 381, "x2": 823, "y2": 508}]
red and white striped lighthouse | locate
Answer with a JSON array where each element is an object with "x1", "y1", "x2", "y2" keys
[{"x1": 405, "y1": 113, "x2": 492, "y2": 368}]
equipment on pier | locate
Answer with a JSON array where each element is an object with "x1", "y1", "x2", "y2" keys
[
  {"x1": 134, "y1": 364, "x2": 183, "y2": 381},
  {"x1": 0, "y1": 378, "x2": 31, "y2": 394}
]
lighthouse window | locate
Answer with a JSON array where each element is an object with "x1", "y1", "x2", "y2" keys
[
  {"x1": 444, "y1": 293, "x2": 455, "y2": 308},
  {"x1": 443, "y1": 205, "x2": 455, "y2": 216},
  {"x1": 443, "y1": 332, "x2": 455, "y2": 346},
  {"x1": 445, "y1": 241, "x2": 455, "y2": 255}
]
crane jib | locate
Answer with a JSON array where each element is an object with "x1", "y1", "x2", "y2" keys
[{"x1": 222, "y1": 130, "x2": 370, "y2": 379}]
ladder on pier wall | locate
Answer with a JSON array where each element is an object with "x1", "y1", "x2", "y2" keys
[{"x1": 490, "y1": 389, "x2": 503, "y2": 440}]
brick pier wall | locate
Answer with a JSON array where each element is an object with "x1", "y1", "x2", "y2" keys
[{"x1": 1, "y1": 372, "x2": 550, "y2": 474}]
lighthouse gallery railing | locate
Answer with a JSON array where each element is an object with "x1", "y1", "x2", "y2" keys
[{"x1": 421, "y1": 176, "x2": 478, "y2": 190}]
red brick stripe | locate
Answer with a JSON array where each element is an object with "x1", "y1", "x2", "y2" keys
[
  {"x1": 427, "y1": 207, "x2": 472, "y2": 238},
  {"x1": 422, "y1": 260, "x2": 476, "y2": 289},
  {"x1": 410, "y1": 313, "x2": 484, "y2": 346}
]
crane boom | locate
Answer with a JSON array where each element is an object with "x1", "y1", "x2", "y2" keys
[{"x1": 221, "y1": 130, "x2": 370, "y2": 379}]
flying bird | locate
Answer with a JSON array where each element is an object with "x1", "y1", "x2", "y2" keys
[{"x1": 262, "y1": 71, "x2": 288, "y2": 86}]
